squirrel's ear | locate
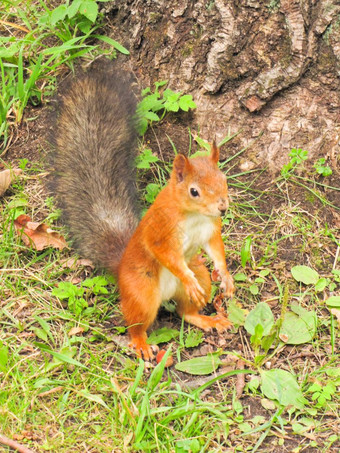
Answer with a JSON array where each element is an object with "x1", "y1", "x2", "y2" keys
[
  {"x1": 210, "y1": 140, "x2": 220, "y2": 164},
  {"x1": 173, "y1": 154, "x2": 190, "y2": 183}
]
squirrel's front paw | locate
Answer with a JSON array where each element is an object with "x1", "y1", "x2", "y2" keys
[
  {"x1": 184, "y1": 274, "x2": 206, "y2": 307},
  {"x1": 220, "y1": 272, "x2": 235, "y2": 297}
]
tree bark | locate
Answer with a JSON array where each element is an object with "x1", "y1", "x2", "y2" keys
[{"x1": 107, "y1": 0, "x2": 340, "y2": 170}]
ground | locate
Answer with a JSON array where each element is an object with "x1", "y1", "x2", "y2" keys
[
  {"x1": 0, "y1": 1, "x2": 339, "y2": 452},
  {"x1": 1, "y1": 100, "x2": 339, "y2": 452}
]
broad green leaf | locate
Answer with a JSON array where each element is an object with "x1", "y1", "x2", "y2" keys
[
  {"x1": 137, "y1": 117, "x2": 148, "y2": 136},
  {"x1": 137, "y1": 93, "x2": 163, "y2": 113},
  {"x1": 78, "y1": 18, "x2": 92, "y2": 34},
  {"x1": 280, "y1": 307, "x2": 316, "y2": 344},
  {"x1": 325, "y1": 368, "x2": 340, "y2": 377},
  {"x1": 178, "y1": 94, "x2": 196, "y2": 111},
  {"x1": 259, "y1": 269, "x2": 270, "y2": 277},
  {"x1": 145, "y1": 183, "x2": 161, "y2": 203},
  {"x1": 82, "y1": 276, "x2": 108, "y2": 294},
  {"x1": 175, "y1": 353, "x2": 222, "y2": 375},
  {"x1": 291, "y1": 265, "x2": 319, "y2": 285},
  {"x1": 244, "y1": 302, "x2": 274, "y2": 336},
  {"x1": 234, "y1": 272, "x2": 247, "y2": 282},
  {"x1": 184, "y1": 330, "x2": 203, "y2": 348},
  {"x1": 315, "y1": 278, "x2": 328, "y2": 292},
  {"x1": 50, "y1": 4, "x2": 67, "y2": 25},
  {"x1": 52, "y1": 282, "x2": 84, "y2": 300},
  {"x1": 154, "y1": 79, "x2": 168, "y2": 90},
  {"x1": 251, "y1": 323, "x2": 264, "y2": 345},
  {"x1": 325, "y1": 296, "x2": 340, "y2": 307},
  {"x1": 247, "y1": 376, "x2": 260, "y2": 392},
  {"x1": 176, "y1": 438, "x2": 201, "y2": 453},
  {"x1": 67, "y1": 0, "x2": 82, "y2": 18},
  {"x1": 0, "y1": 42, "x2": 20, "y2": 59},
  {"x1": 227, "y1": 300, "x2": 247, "y2": 327},
  {"x1": 136, "y1": 148, "x2": 159, "y2": 169},
  {"x1": 238, "y1": 422, "x2": 252, "y2": 433},
  {"x1": 260, "y1": 369, "x2": 306, "y2": 409},
  {"x1": 147, "y1": 327, "x2": 179, "y2": 345},
  {"x1": 144, "y1": 111, "x2": 160, "y2": 122},
  {"x1": 249, "y1": 283, "x2": 259, "y2": 295},
  {"x1": 79, "y1": 0, "x2": 98, "y2": 22}
]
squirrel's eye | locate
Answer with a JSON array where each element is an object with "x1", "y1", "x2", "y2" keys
[{"x1": 190, "y1": 188, "x2": 200, "y2": 197}]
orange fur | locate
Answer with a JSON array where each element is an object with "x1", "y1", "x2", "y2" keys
[{"x1": 118, "y1": 143, "x2": 235, "y2": 359}]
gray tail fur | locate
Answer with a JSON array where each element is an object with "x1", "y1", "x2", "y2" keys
[{"x1": 48, "y1": 63, "x2": 140, "y2": 275}]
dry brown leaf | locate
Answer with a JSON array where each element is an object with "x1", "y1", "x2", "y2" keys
[
  {"x1": 0, "y1": 168, "x2": 22, "y2": 196},
  {"x1": 331, "y1": 211, "x2": 340, "y2": 229},
  {"x1": 279, "y1": 333, "x2": 289, "y2": 343},
  {"x1": 68, "y1": 326, "x2": 85, "y2": 336},
  {"x1": 213, "y1": 293, "x2": 227, "y2": 316},
  {"x1": 156, "y1": 349, "x2": 174, "y2": 367},
  {"x1": 61, "y1": 257, "x2": 94, "y2": 269},
  {"x1": 330, "y1": 308, "x2": 340, "y2": 328},
  {"x1": 211, "y1": 269, "x2": 220, "y2": 281},
  {"x1": 236, "y1": 359, "x2": 245, "y2": 398},
  {"x1": 14, "y1": 214, "x2": 67, "y2": 251}
]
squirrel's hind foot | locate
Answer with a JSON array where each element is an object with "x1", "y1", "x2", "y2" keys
[
  {"x1": 129, "y1": 337, "x2": 159, "y2": 361},
  {"x1": 183, "y1": 313, "x2": 233, "y2": 332}
]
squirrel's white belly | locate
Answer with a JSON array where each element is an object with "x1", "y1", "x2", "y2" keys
[
  {"x1": 159, "y1": 214, "x2": 215, "y2": 301},
  {"x1": 182, "y1": 213, "x2": 215, "y2": 258},
  {"x1": 159, "y1": 266, "x2": 179, "y2": 301}
]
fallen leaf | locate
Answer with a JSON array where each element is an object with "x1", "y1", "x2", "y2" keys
[
  {"x1": 0, "y1": 168, "x2": 22, "y2": 196},
  {"x1": 330, "y1": 308, "x2": 340, "y2": 328},
  {"x1": 260, "y1": 398, "x2": 276, "y2": 410},
  {"x1": 12, "y1": 434, "x2": 24, "y2": 441},
  {"x1": 175, "y1": 353, "x2": 223, "y2": 375},
  {"x1": 279, "y1": 333, "x2": 289, "y2": 343},
  {"x1": 211, "y1": 269, "x2": 220, "y2": 281},
  {"x1": 14, "y1": 214, "x2": 67, "y2": 250},
  {"x1": 68, "y1": 326, "x2": 85, "y2": 336},
  {"x1": 156, "y1": 349, "x2": 174, "y2": 367},
  {"x1": 213, "y1": 293, "x2": 227, "y2": 316},
  {"x1": 236, "y1": 359, "x2": 245, "y2": 398},
  {"x1": 61, "y1": 257, "x2": 94, "y2": 269}
]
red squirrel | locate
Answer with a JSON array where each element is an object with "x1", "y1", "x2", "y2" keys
[{"x1": 50, "y1": 64, "x2": 234, "y2": 360}]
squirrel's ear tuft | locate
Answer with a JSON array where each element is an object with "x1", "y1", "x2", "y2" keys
[
  {"x1": 173, "y1": 154, "x2": 190, "y2": 182},
  {"x1": 210, "y1": 140, "x2": 220, "y2": 164}
]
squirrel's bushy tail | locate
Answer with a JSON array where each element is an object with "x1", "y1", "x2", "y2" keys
[{"x1": 49, "y1": 64, "x2": 140, "y2": 275}]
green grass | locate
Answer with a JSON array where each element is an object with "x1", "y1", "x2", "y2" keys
[
  {"x1": 0, "y1": 0, "x2": 128, "y2": 152},
  {"x1": 1, "y1": 1, "x2": 340, "y2": 452}
]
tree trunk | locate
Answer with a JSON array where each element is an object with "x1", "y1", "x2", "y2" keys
[{"x1": 107, "y1": 0, "x2": 340, "y2": 171}]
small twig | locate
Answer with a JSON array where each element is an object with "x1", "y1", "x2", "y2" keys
[
  {"x1": 151, "y1": 125, "x2": 164, "y2": 160},
  {"x1": 0, "y1": 434, "x2": 36, "y2": 453},
  {"x1": 333, "y1": 245, "x2": 339, "y2": 270},
  {"x1": 37, "y1": 386, "x2": 63, "y2": 397}
]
